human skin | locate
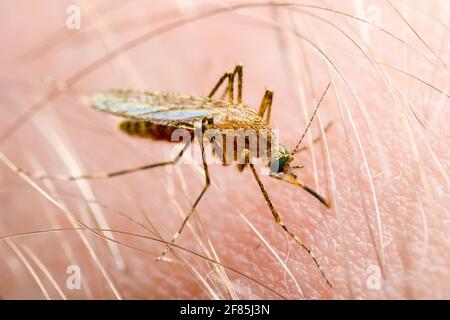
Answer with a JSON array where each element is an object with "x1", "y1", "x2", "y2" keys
[{"x1": 0, "y1": 1, "x2": 449, "y2": 299}]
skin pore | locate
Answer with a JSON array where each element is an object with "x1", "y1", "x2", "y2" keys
[{"x1": 0, "y1": 1, "x2": 448, "y2": 299}]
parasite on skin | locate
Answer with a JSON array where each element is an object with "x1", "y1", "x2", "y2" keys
[{"x1": 17, "y1": 64, "x2": 334, "y2": 287}]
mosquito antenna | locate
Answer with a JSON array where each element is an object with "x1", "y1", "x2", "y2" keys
[{"x1": 292, "y1": 82, "x2": 331, "y2": 154}]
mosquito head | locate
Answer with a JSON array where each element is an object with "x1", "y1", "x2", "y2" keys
[{"x1": 270, "y1": 146, "x2": 294, "y2": 174}]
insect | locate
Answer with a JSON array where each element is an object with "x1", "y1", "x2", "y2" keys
[{"x1": 18, "y1": 64, "x2": 333, "y2": 287}]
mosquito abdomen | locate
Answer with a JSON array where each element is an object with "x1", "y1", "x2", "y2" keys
[{"x1": 119, "y1": 120, "x2": 175, "y2": 140}]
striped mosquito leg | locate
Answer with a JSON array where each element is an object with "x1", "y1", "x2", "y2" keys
[
  {"x1": 157, "y1": 127, "x2": 210, "y2": 260},
  {"x1": 257, "y1": 90, "x2": 273, "y2": 123},
  {"x1": 228, "y1": 63, "x2": 243, "y2": 103},
  {"x1": 208, "y1": 71, "x2": 230, "y2": 99},
  {"x1": 15, "y1": 138, "x2": 192, "y2": 181},
  {"x1": 235, "y1": 63, "x2": 243, "y2": 103},
  {"x1": 227, "y1": 71, "x2": 234, "y2": 103},
  {"x1": 208, "y1": 64, "x2": 244, "y2": 103},
  {"x1": 249, "y1": 163, "x2": 333, "y2": 288}
]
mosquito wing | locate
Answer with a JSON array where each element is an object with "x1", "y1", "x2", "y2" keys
[{"x1": 92, "y1": 89, "x2": 226, "y2": 125}]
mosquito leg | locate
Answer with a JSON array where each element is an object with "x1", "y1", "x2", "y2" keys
[
  {"x1": 157, "y1": 124, "x2": 211, "y2": 260},
  {"x1": 208, "y1": 64, "x2": 244, "y2": 103},
  {"x1": 234, "y1": 63, "x2": 243, "y2": 103},
  {"x1": 257, "y1": 90, "x2": 273, "y2": 123},
  {"x1": 16, "y1": 136, "x2": 193, "y2": 181},
  {"x1": 264, "y1": 92, "x2": 273, "y2": 123},
  {"x1": 225, "y1": 63, "x2": 244, "y2": 103},
  {"x1": 295, "y1": 121, "x2": 333, "y2": 153},
  {"x1": 249, "y1": 163, "x2": 333, "y2": 287},
  {"x1": 208, "y1": 72, "x2": 230, "y2": 99},
  {"x1": 227, "y1": 72, "x2": 234, "y2": 103}
]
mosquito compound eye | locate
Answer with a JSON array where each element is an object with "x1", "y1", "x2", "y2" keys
[{"x1": 271, "y1": 156, "x2": 289, "y2": 173}]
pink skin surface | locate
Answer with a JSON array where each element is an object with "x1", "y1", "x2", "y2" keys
[{"x1": 0, "y1": 1, "x2": 449, "y2": 299}]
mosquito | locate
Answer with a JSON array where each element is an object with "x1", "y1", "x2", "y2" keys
[{"x1": 18, "y1": 64, "x2": 334, "y2": 287}]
